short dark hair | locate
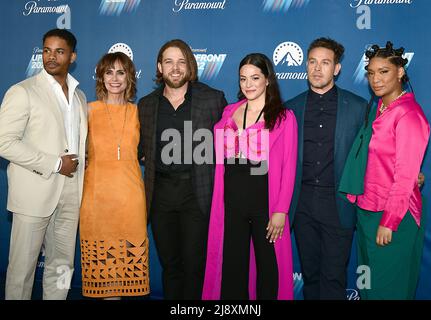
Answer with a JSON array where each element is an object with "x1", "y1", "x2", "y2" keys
[
  {"x1": 155, "y1": 39, "x2": 198, "y2": 84},
  {"x1": 307, "y1": 37, "x2": 345, "y2": 64},
  {"x1": 95, "y1": 52, "x2": 137, "y2": 102},
  {"x1": 43, "y1": 28, "x2": 77, "y2": 52}
]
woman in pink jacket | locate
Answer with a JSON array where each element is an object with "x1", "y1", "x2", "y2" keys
[
  {"x1": 202, "y1": 53, "x2": 297, "y2": 300},
  {"x1": 348, "y1": 42, "x2": 430, "y2": 299}
]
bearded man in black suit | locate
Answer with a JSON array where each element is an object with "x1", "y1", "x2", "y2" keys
[{"x1": 138, "y1": 39, "x2": 227, "y2": 299}]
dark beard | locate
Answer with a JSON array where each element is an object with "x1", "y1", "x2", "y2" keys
[{"x1": 163, "y1": 75, "x2": 188, "y2": 89}]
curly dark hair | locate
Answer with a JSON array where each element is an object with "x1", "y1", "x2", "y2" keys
[
  {"x1": 364, "y1": 41, "x2": 409, "y2": 83},
  {"x1": 237, "y1": 53, "x2": 286, "y2": 131},
  {"x1": 363, "y1": 41, "x2": 411, "y2": 129}
]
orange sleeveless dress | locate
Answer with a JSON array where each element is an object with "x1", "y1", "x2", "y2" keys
[{"x1": 80, "y1": 101, "x2": 149, "y2": 297}]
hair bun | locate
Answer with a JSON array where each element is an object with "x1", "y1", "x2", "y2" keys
[
  {"x1": 385, "y1": 41, "x2": 394, "y2": 51},
  {"x1": 364, "y1": 41, "x2": 408, "y2": 66}
]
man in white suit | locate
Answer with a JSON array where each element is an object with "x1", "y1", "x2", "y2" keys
[{"x1": 0, "y1": 29, "x2": 87, "y2": 300}]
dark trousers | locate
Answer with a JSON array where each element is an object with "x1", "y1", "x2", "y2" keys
[
  {"x1": 221, "y1": 160, "x2": 278, "y2": 300},
  {"x1": 294, "y1": 185, "x2": 354, "y2": 300},
  {"x1": 356, "y1": 208, "x2": 425, "y2": 300},
  {"x1": 151, "y1": 173, "x2": 208, "y2": 300}
]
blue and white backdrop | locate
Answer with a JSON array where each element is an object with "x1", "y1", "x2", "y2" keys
[{"x1": 0, "y1": 0, "x2": 430, "y2": 300}]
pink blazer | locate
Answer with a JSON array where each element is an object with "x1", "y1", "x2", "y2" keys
[{"x1": 348, "y1": 93, "x2": 430, "y2": 231}]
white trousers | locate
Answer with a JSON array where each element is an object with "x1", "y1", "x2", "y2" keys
[{"x1": 5, "y1": 175, "x2": 79, "y2": 300}]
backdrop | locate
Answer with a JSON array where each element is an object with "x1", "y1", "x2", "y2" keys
[{"x1": 0, "y1": 0, "x2": 430, "y2": 300}]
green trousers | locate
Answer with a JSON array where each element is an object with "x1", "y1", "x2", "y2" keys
[{"x1": 356, "y1": 208, "x2": 425, "y2": 300}]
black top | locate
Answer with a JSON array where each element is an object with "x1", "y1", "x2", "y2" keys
[
  {"x1": 302, "y1": 85, "x2": 337, "y2": 187},
  {"x1": 155, "y1": 84, "x2": 193, "y2": 173}
]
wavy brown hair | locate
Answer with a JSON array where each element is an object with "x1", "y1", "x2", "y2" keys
[
  {"x1": 95, "y1": 52, "x2": 137, "y2": 102},
  {"x1": 155, "y1": 39, "x2": 198, "y2": 84},
  {"x1": 237, "y1": 53, "x2": 286, "y2": 131}
]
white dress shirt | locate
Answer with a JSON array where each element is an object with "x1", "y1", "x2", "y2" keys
[{"x1": 42, "y1": 69, "x2": 81, "y2": 172}]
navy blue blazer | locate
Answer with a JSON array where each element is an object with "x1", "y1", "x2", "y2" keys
[{"x1": 284, "y1": 86, "x2": 367, "y2": 229}]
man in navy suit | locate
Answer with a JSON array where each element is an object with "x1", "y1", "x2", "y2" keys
[{"x1": 284, "y1": 38, "x2": 367, "y2": 299}]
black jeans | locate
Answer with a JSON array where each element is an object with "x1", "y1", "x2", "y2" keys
[
  {"x1": 151, "y1": 172, "x2": 208, "y2": 299},
  {"x1": 221, "y1": 159, "x2": 278, "y2": 300}
]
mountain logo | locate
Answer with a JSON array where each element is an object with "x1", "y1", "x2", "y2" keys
[{"x1": 273, "y1": 42, "x2": 303, "y2": 67}]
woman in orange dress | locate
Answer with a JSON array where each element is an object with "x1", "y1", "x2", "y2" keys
[{"x1": 80, "y1": 52, "x2": 149, "y2": 299}]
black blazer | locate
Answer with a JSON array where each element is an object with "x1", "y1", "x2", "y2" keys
[
  {"x1": 284, "y1": 86, "x2": 367, "y2": 229},
  {"x1": 137, "y1": 81, "x2": 227, "y2": 218}
]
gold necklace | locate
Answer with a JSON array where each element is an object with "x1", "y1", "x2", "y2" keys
[
  {"x1": 104, "y1": 101, "x2": 128, "y2": 160},
  {"x1": 379, "y1": 91, "x2": 406, "y2": 114}
]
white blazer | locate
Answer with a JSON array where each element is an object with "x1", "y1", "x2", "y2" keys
[{"x1": 0, "y1": 71, "x2": 88, "y2": 217}]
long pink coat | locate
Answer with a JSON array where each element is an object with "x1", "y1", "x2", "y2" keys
[{"x1": 202, "y1": 100, "x2": 298, "y2": 300}]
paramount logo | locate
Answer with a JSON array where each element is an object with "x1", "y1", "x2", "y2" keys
[
  {"x1": 278, "y1": 51, "x2": 301, "y2": 66},
  {"x1": 173, "y1": 0, "x2": 227, "y2": 13},
  {"x1": 350, "y1": 0, "x2": 412, "y2": 8},
  {"x1": 273, "y1": 42, "x2": 308, "y2": 81},
  {"x1": 23, "y1": 1, "x2": 69, "y2": 16},
  {"x1": 346, "y1": 289, "x2": 361, "y2": 300}
]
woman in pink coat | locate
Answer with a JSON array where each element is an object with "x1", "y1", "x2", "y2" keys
[{"x1": 202, "y1": 53, "x2": 297, "y2": 300}]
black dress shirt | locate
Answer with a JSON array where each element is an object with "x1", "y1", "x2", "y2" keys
[
  {"x1": 302, "y1": 85, "x2": 338, "y2": 187},
  {"x1": 155, "y1": 84, "x2": 192, "y2": 173}
]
